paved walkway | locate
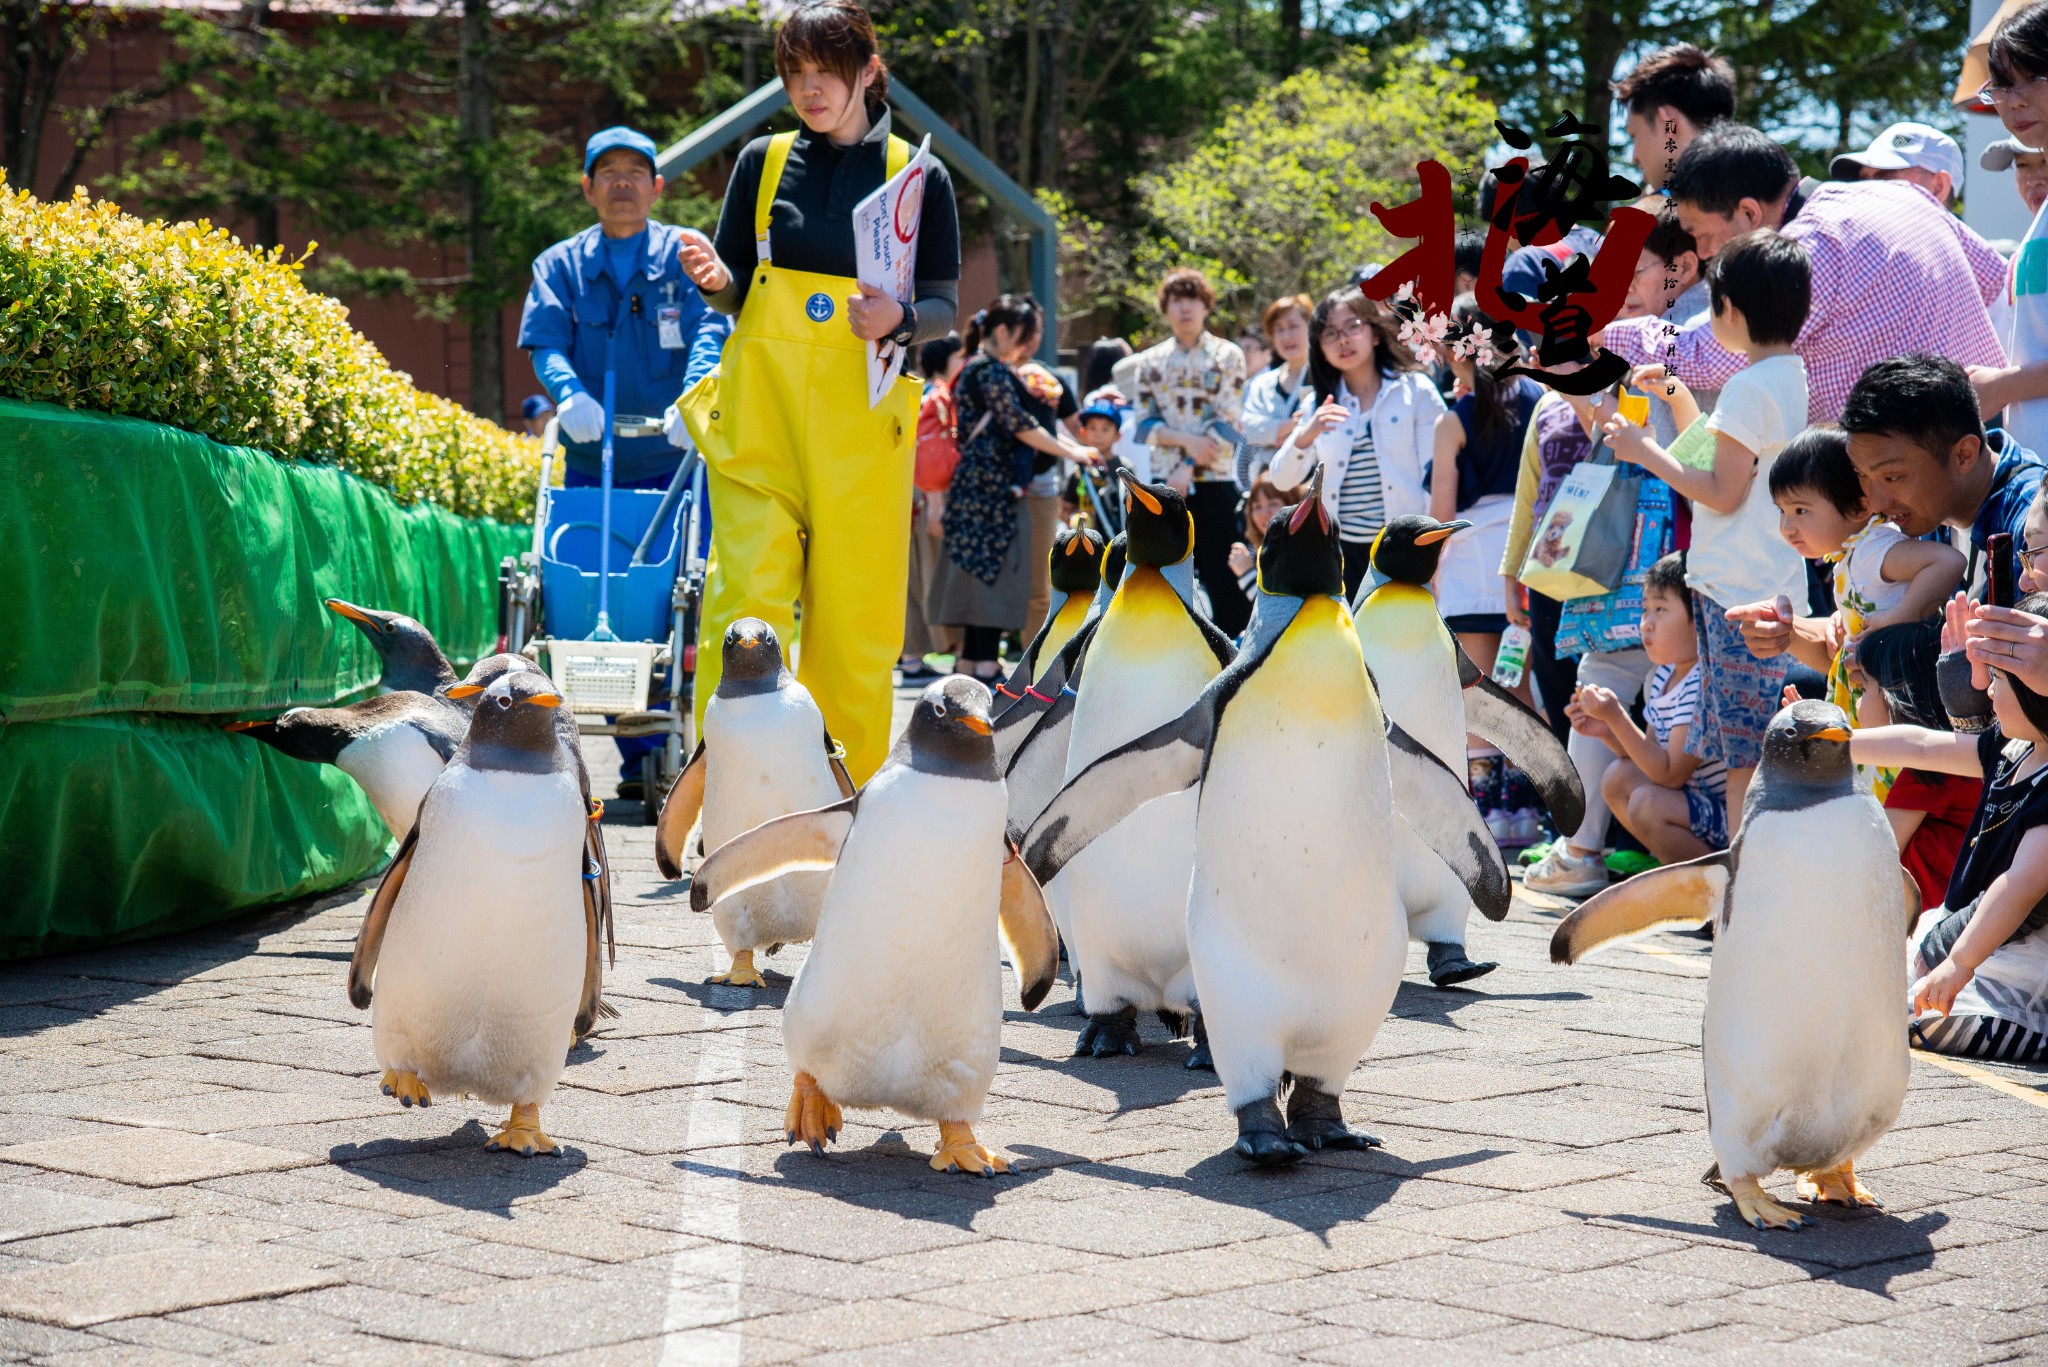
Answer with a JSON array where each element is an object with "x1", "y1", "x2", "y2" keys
[{"x1": 5, "y1": 700, "x2": 2048, "y2": 1365}]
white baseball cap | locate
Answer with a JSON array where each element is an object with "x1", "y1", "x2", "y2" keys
[
  {"x1": 1983, "y1": 136, "x2": 2045, "y2": 171},
  {"x1": 1830, "y1": 122, "x2": 1965, "y2": 184}
]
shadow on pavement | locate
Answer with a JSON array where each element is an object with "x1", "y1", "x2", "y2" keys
[
  {"x1": 1595, "y1": 1204, "x2": 1949, "y2": 1289},
  {"x1": 1390, "y1": 979, "x2": 1592, "y2": 1028},
  {"x1": 330, "y1": 1124, "x2": 590, "y2": 1214},
  {"x1": 653, "y1": 976, "x2": 792, "y2": 1012}
]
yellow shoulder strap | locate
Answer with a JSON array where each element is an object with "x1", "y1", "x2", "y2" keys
[{"x1": 754, "y1": 131, "x2": 798, "y2": 264}]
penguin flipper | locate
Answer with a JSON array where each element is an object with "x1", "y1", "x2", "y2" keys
[
  {"x1": 1003, "y1": 684, "x2": 1081, "y2": 842},
  {"x1": 653, "y1": 741, "x2": 707, "y2": 880},
  {"x1": 688, "y1": 797, "x2": 857, "y2": 912},
  {"x1": 1455, "y1": 643, "x2": 1587, "y2": 837},
  {"x1": 1021, "y1": 702, "x2": 1213, "y2": 887},
  {"x1": 1549, "y1": 853, "x2": 1728, "y2": 964},
  {"x1": 349, "y1": 827, "x2": 419, "y2": 1009},
  {"x1": 1387, "y1": 721, "x2": 1512, "y2": 921},
  {"x1": 998, "y1": 850, "x2": 1060, "y2": 1011},
  {"x1": 577, "y1": 821, "x2": 612, "y2": 1038},
  {"x1": 994, "y1": 622, "x2": 1095, "y2": 765}
]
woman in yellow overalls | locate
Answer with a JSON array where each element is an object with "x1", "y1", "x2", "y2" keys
[{"x1": 672, "y1": 0, "x2": 961, "y2": 782}]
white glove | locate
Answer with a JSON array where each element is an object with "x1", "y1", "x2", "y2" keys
[
  {"x1": 555, "y1": 389, "x2": 604, "y2": 444},
  {"x1": 662, "y1": 402, "x2": 692, "y2": 450}
]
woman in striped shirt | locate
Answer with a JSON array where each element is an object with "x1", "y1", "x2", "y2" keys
[{"x1": 1268, "y1": 286, "x2": 1446, "y2": 598}]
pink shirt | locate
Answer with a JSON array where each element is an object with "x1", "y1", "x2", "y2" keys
[{"x1": 1605, "y1": 181, "x2": 2006, "y2": 423}]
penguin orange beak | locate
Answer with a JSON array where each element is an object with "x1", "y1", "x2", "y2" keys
[
  {"x1": 1414, "y1": 520, "x2": 1473, "y2": 546},
  {"x1": 1809, "y1": 726, "x2": 1851, "y2": 742},
  {"x1": 1117, "y1": 467, "x2": 1163, "y2": 516},
  {"x1": 224, "y1": 719, "x2": 267, "y2": 732},
  {"x1": 324, "y1": 598, "x2": 382, "y2": 632},
  {"x1": 525, "y1": 693, "x2": 564, "y2": 708},
  {"x1": 445, "y1": 683, "x2": 484, "y2": 698},
  {"x1": 960, "y1": 715, "x2": 993, "y2": 736}
]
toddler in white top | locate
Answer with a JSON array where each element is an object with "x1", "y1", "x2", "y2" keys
[{"x1": 1768, "y1": 425, "x2": 1964, "y2": 729}]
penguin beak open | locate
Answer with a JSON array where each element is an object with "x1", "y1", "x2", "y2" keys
[
  {"x1": 324, "y1": 598, "x2": 383, "y2": 633},
  {"x1": 1414, "y1": 520, "x2": 1473, "y2": 546},
  {"x1": 960, "y1": 714, "x2": 993, "y2": 736},
  {"x1": 1808, "y1": 726, "x2": 1851, "y2": 742}
]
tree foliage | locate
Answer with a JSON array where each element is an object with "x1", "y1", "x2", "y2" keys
[{"x1": 1110, "y1": 50, "x2": 1495, "y2": 336}]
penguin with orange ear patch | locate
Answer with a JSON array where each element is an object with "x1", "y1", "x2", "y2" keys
[{"x1": 347, "y1": 669, "x2": 612, "y2": 1156}]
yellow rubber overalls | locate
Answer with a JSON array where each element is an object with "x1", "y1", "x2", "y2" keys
[{"x1": 682, "y1": 131, "x2": 921, "y2": 782}]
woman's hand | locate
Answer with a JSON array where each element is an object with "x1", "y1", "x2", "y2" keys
[
  {"x1": 923, "y1": 490, "x2": 946, "y2": 538},
  {"x1": 1966, "y1": 600, "x2": 2048, "y2": 693},
  {"x1": 1629, "y1": 363, "x2": 1689, "y2": 404},
  {"x1": 1911, "y1": 958, "x2": 1974, "y2": 1018},
  {"x1": 1296, "y1": 399, "x2": 1348, "y2": 446},
  {"x1": 847, "y1": 281, "x2": 906, "y2": 342},
  {"x1": 1228, "y1": 542, "x2": 1253, "y2": 577},
  {"x1": 1504, "y1": 580, "x2": 1530, "y2": 629},
  {"x1": 1601, "y1": 415, "x2": 1653, "y2": 466},
  {"x1": 1059, "y1": 437, "x2": 1100, "y2": 466},
  {"x1": 1167, "y1": 462, "x2": 1194, "y2": 495},
  {"x1": 677, "y1": 230, "x2": 730, "y2": 294}
]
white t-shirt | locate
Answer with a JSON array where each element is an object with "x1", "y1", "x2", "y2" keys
[
  {"x1": 2002, "y1": 197, "x2": 2048, "y2": 458},
  {"x1": 1686, "y1": 353, "x2": 1811, "y2": 610}
]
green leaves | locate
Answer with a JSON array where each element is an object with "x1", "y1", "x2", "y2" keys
[{"x1": 0, "y1": 186, "x2": 538, "y2": 522}]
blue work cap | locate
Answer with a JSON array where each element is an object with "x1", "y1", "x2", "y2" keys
[
  {"x1": 521, "y1": 393, "x2": 554, "y2": 420},
  {"x1": 1077, "y1": 403, "x2": 1123, "y2": 426},
  {"x1": 584, "y1": 126, "x2": 659, "y2": 176}
]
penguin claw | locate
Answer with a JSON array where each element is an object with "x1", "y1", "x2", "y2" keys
[
  {"x1": 931, "y1": 1122, "x2": 1010, "y2": 1177},
  {"x1": 379, "y1": 1069, "x2": 431, "y2": 1108},
  {"x1": 710, "y1": 951, "x2": 769, "y2": 989},
  {"x1": 784, "y1": 1071, "x2": 842, "y2": 1157},
  {"x1": 1798, "y1": 1166, "x2": 1882, "y2": 1208},
  {"x1": 1727, "y1": 1176, "x2": 1808, "y2": 1230},
  {"x1": 1234, "y1": 1131, "x2": 1308, "y2": 1166},
  {"x1": 485, "y1": 1104, "x2": 557, "y2": 1157},
  {"x1": 1074, "y1": 1006, "x2": 1141, "y2": 1059}
]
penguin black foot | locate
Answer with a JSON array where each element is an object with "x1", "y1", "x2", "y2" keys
[
  {"x1": 1425, "y1": 941, "x2": 1498, "y2": 988},
  {"x1": 1156, "y1": 1008, "x2": 1188, "y2": 1038},
  {"x1": 1074, "y1": 1005, "x2": 1140, "y2": 1058},
  {"x1": 1184, "y1": 1011, "x2": 1214, "y2": 1071},
  {"x1": 1233, "y1": 1096, "x2": 1307, "y2": 1166},
  {"x1": 1285, "y1": 1079, "x2": 1381, "y2": 1151}
]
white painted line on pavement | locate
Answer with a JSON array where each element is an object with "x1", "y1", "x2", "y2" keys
[{"x1": 659, "y1": 1020, "x2": 747, "y2": 1367}]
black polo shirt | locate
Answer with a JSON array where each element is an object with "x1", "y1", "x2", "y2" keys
[{"x1": 710, "y1": 107, "x2": 961, "y2": 309}]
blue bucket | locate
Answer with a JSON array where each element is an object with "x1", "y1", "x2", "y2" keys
[{"x1": 538, "y1": 488, "x2": 680, "y2": 642}]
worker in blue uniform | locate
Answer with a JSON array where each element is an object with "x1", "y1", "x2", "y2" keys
[{"x1": 520, "y1": 125, "x2": 731, "y2": 798}]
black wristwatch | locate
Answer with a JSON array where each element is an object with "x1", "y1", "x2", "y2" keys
[{"x1": 887, "y1": 306, "x2": 918, "y2": 349}]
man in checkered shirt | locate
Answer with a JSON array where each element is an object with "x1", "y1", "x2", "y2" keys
[{"x1": 1604, "y1": 122, "x2": 2006, "y2": 422}]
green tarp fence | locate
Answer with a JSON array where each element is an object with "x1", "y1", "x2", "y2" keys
[{"x1": 0, "y1": 398, "x2": 528, "y2": 957}]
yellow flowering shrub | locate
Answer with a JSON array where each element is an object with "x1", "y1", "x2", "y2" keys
[{"x1": 0, "y1": 187, "x2": 537, "y2": 522}]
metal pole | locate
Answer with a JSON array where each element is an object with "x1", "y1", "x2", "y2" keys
[{"x1": 594, "y1": 331, "x2": 619, "y2": 641}]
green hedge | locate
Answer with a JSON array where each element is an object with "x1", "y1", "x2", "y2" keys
[{"x1": 0, "y1": 186, "x2": 536, "y2": 522}]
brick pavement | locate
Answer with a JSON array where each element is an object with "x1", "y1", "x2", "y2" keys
[{"x1": 4, "y1": 694, "x2": 2048, "y2": 1364}]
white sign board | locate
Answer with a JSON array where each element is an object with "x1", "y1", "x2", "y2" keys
[{"x1": 853, "y1": 134, "x2": 931, "y2": 409}]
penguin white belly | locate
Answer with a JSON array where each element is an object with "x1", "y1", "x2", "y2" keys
[
  {"x1": 1356, "y1": 589, "x2": 1474, "y2": 944},
  {"x1": 336, "y1": 724, "x2": 449, "y2": 837},
  {"x1": 1189, "y1": 601, "x2": 1406, "y2": 1108},
  {"x1": 702, "y1": 687, "x2": 843, "y2": 953},
  {"x1": 1059, "y1": 571, "x2": 1220, "y2": 1014},
  {"x1": 371, "y1": 764, "x2": 588, "y2": 1106},
  {"x1": 783, "y1": 768, "x2": 1005, "y2": 1123},
  {"x1": 1703, "y1": 798, "x2": 1909, "y2": 1180}
]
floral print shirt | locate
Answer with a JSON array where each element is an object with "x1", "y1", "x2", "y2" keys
[{"x1": 1132, "y1": 332, "x2": 1247, "y2": 483}]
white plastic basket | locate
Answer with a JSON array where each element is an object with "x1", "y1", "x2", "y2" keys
[{"x1": 540, "y1": 639, "x2": 662, "y2": 715}]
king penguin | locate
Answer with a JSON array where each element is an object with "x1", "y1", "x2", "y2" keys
[
  {"x1": 1023, "y1": 467, "x2": 1509, "y2": 1163},
  {"x1": 999, "y1": 525, "x2": 1105, "y2": 708},
  {"x1": 346, "y1": 669, "x2": 614, "y2": 1156},
  {"x1": 1008, "y1": 469, "x2": 1234, "y2": 1059},
  {"x1": 1353, "y1": 515, "x2": 1585, "y2": 986},
  {"x1": 653, "y1": 618, "x2": 854, "y2": 987},
  {"x1": 1552, "y1": 701, "x2": 1914, "y2": 1228},
  {"x1": 689, "y1": 676, "x2": 1060, "y2": 1174}
]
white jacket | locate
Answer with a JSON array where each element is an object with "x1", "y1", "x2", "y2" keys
[{"x1": 1267, "y1": 371, "x2": 1447, "y2": 530}]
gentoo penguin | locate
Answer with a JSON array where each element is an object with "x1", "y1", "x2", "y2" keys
[
  {"x1": 1353, "y1": 515, "x2": 1585, "y2": 986},
  {"x1": 652, "y1": 619, "x2": 854, "y2": 986},
  {"x1": 347, "y1": 669, "x2": 614, "y2": 1155},
  {"x1": 689, "y1": 676, "x2": 1059, "y2": 1174},
  {"x1": 1551, "y1": 701, "x2": 1913, "y2": 1228},
  {"x1": 325, "y1": 598, "x2": 457, "y2": 695},
  {"x1": 228, "y1": 651, "x2": 539, "y2": 837},
  {"x1": 1023, "y1": 468, "x2": 1508, "y2": 1163},
  {"x1": 1008, "y1": 469, "x2": 1234, "y2": 1060},
  {"x1": 999, "y1": 525, "x2": 1105, "y2": 705}
]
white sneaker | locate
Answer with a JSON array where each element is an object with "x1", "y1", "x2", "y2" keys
[
  {"x1": 1524, "y1": 843, "x2": 1608, "y2": 898},
  {"x1": 1484, "y1": 810, "x2": 1515, "y2": 845},
  {"x1": 1506, "y1": 808, "x2": 1544, "y2": 848}
]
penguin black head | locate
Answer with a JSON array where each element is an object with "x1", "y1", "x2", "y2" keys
[
  {"x1": 1368, "y1": 515, "x2": 1473, "y2": 587},
  {"x1": 1257, "y1": 464, "x2": 1344, "y2": 599},
  {"x1": 225, "y1": 707, "x2": 347, "y2": 764},
  {"x1": 1049, "y1": 526, "x2": 1106, "y2": 596},
  {"x1": 325, "y1": 598, "x2": 456, "y2": 695},
  {"x1": 441, "y1": 652, "x2": 539, "y2": 708},
  {"x1": 716, "y1": 617, "x2": 790, "y2": 697},
  {"x1": 900, "y1": 675, "x2": 997, "y2": 779},
  {"x1": 1102, "y1": 534, "x2": 1129, "y2": 592},
  {"x1": 1117, "y1": 469, "x2": 1194, "y2": 568},
  {"x1": 1751, "y1": 699, "x2": 1855, "y2": 814},
  {"x1": 464, "y1": 670, "x2": 567, "y2": 771}
]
